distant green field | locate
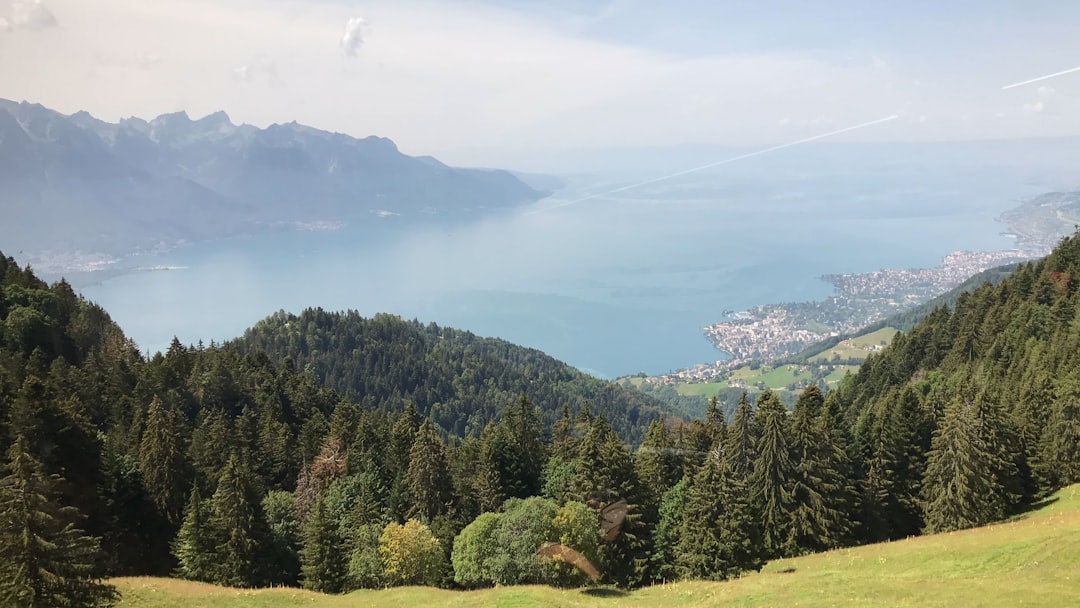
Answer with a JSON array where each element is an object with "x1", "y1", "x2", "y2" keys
[
  {"x1": 673, "y1": 365, "x2": 842, "y2": 397},
  {"x1": 112, "y1": 484, "x2": 1080, "y2": 607},
  {"x1": 824, "y1": 365, "x2": 856, "y2": 384},
  {"x1": 675, "y1": 381, "x2": 727, "y2": 397},
  {"x1": 809, "y1": 327, "x2": 899, "y2": 363}
]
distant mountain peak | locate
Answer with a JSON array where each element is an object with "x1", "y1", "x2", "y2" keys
[
  {"x1": 0, "y1": 98, "x2": 545, "y2": 259},
  {"x1": 195, "y1": 110, "x2": 232, "y2": 128}
]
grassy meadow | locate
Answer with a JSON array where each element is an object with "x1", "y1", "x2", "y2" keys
[{"x1": 113, "y1": 484, "x2": 1080, "y2": 607}]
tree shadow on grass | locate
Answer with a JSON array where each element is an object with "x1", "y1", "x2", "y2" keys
[
  {"x1": 581, "y1": 587, "x2": 629, "y2": 598},
  {"x1": 1028, "y1": 496, "x2": 1059, "y2": 511}
]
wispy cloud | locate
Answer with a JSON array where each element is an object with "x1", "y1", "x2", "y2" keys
[
  {"x1": 233, "y1": 61, "x2": 280, "y2": 86},
  {"x1": 2, "y1": 0, "x2": 57, "y2": 31},
  {"x1": 341, "y1": 16, "x2": 365, "y2": 57}
]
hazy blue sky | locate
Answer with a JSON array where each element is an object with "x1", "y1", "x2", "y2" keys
[{"x1": 1, "y1": 0, "x2": 1078, "y2": 167}]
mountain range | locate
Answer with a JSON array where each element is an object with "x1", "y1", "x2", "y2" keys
[{"x1": 0, "y1": 99, "x2": 545, "y2": 260}]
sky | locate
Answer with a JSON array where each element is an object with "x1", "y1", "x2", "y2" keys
[{"x1": 1, "y1": 0, "x2": 1079, "y2": 169}]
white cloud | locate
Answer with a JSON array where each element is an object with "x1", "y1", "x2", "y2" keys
[
  {"x1": 8, "y1": 0, "x2": 57, "y2": 30},
  {"x1": 1022, "y1": 86, "x2": 1055, "y2": 114},
  {"x1": 341, "y1": 16, "x2": 365, "y2": 57},
  {"x1": 232, "y1": 61, "x2": 280, "y2": 86},
  {"x1": 0, "y1": 16, "x2": 9, "y2": 30}
]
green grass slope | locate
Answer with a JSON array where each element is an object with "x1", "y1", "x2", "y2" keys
[{"x1": 113, "y1": 485, "x2": 1080, "y2": 607}]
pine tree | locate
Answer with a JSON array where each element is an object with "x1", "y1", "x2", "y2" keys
[
  {"x1": 405, "y1": 418, "x2": 451, "y2": 523},
  {"x1": 210, "y1": 454, "x2": 271, "y2": 587},
  {"x1": 172, "y1": 486, "x2": 216, "y2": 582},
  {"x1": 922, "y1": 397, "x2": 1004, "y2": 533},
  {"x1": 0, "y1": 435, "x2": 117, "y2": 608},
  {"x1": 750, "y1": 391, "x2": 794, "y2": 558},
  {"x1": 139, "y1": 395, "x2": 189, "y2": 525},
  {"x1": 300, "y1": 497, "x2": 347, "y2": 593}
]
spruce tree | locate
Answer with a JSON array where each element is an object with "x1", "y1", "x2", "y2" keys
[
  {"x1": 676, "y1": 449, "x2": 763, "y2": 581},
  {"x1": 786, "y1": 385, "x2": 851, "y2": 554},
  {"x1": 635, "y1": 419, "x2": 680, "y2": 504},
  {"x1": 1042, "y1": 390, "x2": 1080, "y2": 487},
  {"x1": 300, "y1": 497, "x2": 347, "y2": 593},
  {"x1": 922, "y1": 397, "x2": 1004, "y2": 533},
  {"x1": 172, "y1": 486, "x2": 217, "y2": 582},
  {"x1": 650, "y1": 476, "x2": 689, "y2": 583},
  {"x1": 210, "y1": 454, "x2": 271, "y2": 587},
  {"x1": 503, "y1": 395, "x2": 546, "y2": 499},
  {"x1": 0, "y1": 435, "x2": 117, "y2": 608},
  {"x1": 405, "y1": 418, "x2": 451, "y2": 523},
  {"x1": 568, "y1": 415, "x2": 652, "y2": 588},
  {"x1": 139, "y1": 395, "x2": 189, "y2": 525},
  {"x1": 722, "y1": 392, "x2": 756, "y2": 482},
  {"x1": 750, "y1": 390, "x2": 794, "y2": 558}
]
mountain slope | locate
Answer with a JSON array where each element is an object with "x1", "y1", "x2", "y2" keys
[
  {"x1": 229, "y1": 308, "x2": 668, "y2": 442},
  {"x1": 0, "y1": 99, "x2": 544, "y2": 258},
  {"x1": 109, "y1": 483, "x2": 1080, "y2": 607}
]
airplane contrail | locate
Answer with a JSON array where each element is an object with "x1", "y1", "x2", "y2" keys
[
  {"x1": 528, "y1": 113, "x2": 900, "y2": 215},
  {"x1": 1002, "y1": 65, "x2": 1080, "y2": 90}
]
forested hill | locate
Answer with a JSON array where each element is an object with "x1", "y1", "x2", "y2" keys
[
  {"x1": 229, "y1": 308, "x2": 667, "y2": 442},
  {"x1": 826, "y1": 231, "x2": 1080, "y2": 536}
]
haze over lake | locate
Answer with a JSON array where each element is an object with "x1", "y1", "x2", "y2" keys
[{"x1": 75, "y1": 141, "x2": 1077, "y2": 378}]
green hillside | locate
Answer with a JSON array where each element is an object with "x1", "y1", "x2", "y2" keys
[
  {"x1": 111, "y1": 483, "x2": 1080, "y2": 607},
  {"x1": 229, "y1": 309, "x2": 668, "y2": 441}
]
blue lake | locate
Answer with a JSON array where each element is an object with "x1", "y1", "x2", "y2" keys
[{"x1": 75, "y1": 147, "x2": 1061, "y2": 378}]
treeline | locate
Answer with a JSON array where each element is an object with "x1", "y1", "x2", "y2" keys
[
  {"x1": 230, "y1": 309, "x2": 666, "y2": 443},
  {"x1": 2, "y1": 230, "x2": 1080, "y2": 604}
]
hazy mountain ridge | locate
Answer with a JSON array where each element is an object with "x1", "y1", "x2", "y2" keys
[{"x1": 0, "y1": 99, "x2": 545, "y2": 260}]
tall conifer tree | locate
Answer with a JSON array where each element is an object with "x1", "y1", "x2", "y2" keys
[
  {"x1": 0, "y1": 436, "x2": 117, "y2": 608},
  {"x1": 750, "y1": 391, "x2": 794, "y2": 557}
]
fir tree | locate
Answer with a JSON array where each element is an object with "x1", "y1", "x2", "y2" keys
[
  {"x1": 861, "y1": 387, "x2": 926, "y2": 541},
  {"x1": 568, "y1": 415, "x2": 652, "y2": 588},
  {"x1": 750, "y1": 391, "x2": 794, "y2": 558},
  {"x1": 676, "y1": 449, "x2": 763, "y2": 581},
  {"x1": 172, "y1": 486, "x2": 216, "y2": 582},
  {"x1": 650, "y1": 476, "x2": 689, "y2": 583},
  {"x1": 722, "y1": 392, "x2": 756, "y2": 482},
  {"x1": 209, "y1": 454, "x2": 271, "y2": 587},
  {"x1": 0, "y1": 435, "x2": 117, "y2": 608},
  {"x1": 635, "y1": 419, "x2": 680, "y2": 504},
  {"x1": 139, "y1": 395, "x2": 189, "y2": 525},
  {"x1": 405, "y1": 418, "x2": 451, "y2": 523},
  {"x1": 786, "y1": 385, "x2": 851, "y2": 554},
  {"x1": 1042, "y1": 390, "x2": 1080, "y2": 487},
  {"x1": 300, "y1": 497, "x2": 347, "y2": 593},
  {"x1": 922, "y1": 397, "x2": 1004, "y2": 533}
]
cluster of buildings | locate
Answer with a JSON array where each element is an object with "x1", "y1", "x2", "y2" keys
[
  {"x1": 704, "y1": 309, "x2": 829, "y2": 366},
  {"x1": 645, "y1": 248, "x2": 1039, "y2": 387}
]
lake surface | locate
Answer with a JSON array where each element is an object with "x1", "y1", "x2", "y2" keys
[{"x1": 75, "y1": 143, "x2": 1073, "y2": 378}]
